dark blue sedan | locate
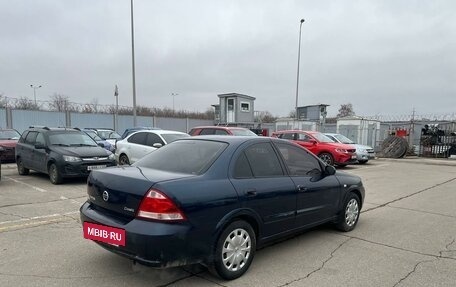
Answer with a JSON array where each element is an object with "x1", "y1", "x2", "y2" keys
[{"x1": 80, "y1": 136, "x2": 364, "y2": 280}]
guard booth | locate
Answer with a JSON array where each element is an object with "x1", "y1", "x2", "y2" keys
[{"x1": 216, "y1": 93, "x2": 255, "y2": 126}]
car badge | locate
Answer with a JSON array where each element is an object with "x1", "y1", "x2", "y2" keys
[
  {"x1": 93, "y1": 157, "x2": 99, "y2": 160},
  {"x1": 102, "y1": 190, "x2": 109, "y2": 202}
]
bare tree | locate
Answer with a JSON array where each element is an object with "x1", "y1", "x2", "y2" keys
[
  {"x1": 48, "y1": 93, "x2": 73, "y2": 112},
  {"x1": 337, "y1": 103, "x2": 355, "y2": 118},
  {"x1": 255, "y1": 111, "x2": 277, "y2": 123},
  {"x1": 14, "y1": 97, "x2": 39, "y2": 110},
  {"x1": 0, "y1": 93, "x2": 6, "y2": 108}
]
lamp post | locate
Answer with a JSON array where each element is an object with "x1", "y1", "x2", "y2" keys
[
  {"x1": 114, "y1": 85, "x2": 119, "y2": 131},
  {"x1": 30, "y1": 84, "x2": 42, "y2": 105},
  {"x1": 295, "y1": 19, "x2": 305, "y2": 120},
  {"x1": 130, "y1": 0, "x2": 137, "y2": 126},
  {"x1": 171, "y1": 93, "x2": 178, "y2": 115}
]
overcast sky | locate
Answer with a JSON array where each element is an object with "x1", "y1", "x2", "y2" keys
[{"x1": 1, "y1": 0, "x2": 455, "y2": 117}]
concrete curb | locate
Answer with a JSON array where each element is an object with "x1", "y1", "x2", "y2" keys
[{"x1": 376, "y1": 156, "x2": 456, "y2": 167}]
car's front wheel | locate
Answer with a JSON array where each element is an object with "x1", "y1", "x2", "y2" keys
[
  {"x1": 336, "y1": 193, "x2": 361, "y2": 232},
  {"x1": 48, "y1": 163, "x2": 63, "y2": 185},
  {"x1": 211, "y1": 220, "x2": 256, "y2": 280},
  {"x1": 318, "y1": 152, "x2": 334, "y2": 166},
  {"x1": 17, "y1": 158, "x2": 30, "y2": 175}
]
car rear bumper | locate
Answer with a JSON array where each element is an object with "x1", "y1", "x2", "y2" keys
[
  {"x1": 1, "y1": 148, "x2": 16, "y2": 162},
  {"x1": 80, "y1": 201, "x2": 207, "y2": 268}
]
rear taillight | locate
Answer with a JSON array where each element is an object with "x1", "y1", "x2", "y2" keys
[{"x1": 137, "y1": 189, "x2": 185, "y2": 221}]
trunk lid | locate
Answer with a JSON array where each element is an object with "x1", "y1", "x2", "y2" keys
[{"x1": 87, "y1": 165, "x2": 194, "y2": 218}]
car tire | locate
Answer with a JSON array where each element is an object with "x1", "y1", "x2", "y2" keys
[
  {"x1": 318, "y1": 152, "x2": 334, "y2": 166},
  {"x1": 358, "y1": 160, "x2": 368, "y2": 164},
  {"x1": 48, "y1": 163, "x2": 63, "y2": 185},
  {"x1": 119, "y1": 154, "x2": 130, "y2": 165},
  {"x1": 336, "y1": 193, "x2": 361, "y2": 232},
  {"x1": 17, "y1": 158, "x2": 30, "y2": 175},
  {"x1": 211, "y1": 220, "x2": 256, "y2": 280}
]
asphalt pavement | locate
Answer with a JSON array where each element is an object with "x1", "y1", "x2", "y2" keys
[{"x1": 0, "y1": 158, "x2": 455, "y2": 287}]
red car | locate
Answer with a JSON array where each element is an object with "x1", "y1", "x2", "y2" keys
[
  {"x1": 0, "y1": 129, "x2": 21, "y2": 162},
  {"x1": 189, "y1": 126, "x2": 257, "y2": 136},
  {"x1": 272, "y1": 130, "x2": 357, "y2": 166}
]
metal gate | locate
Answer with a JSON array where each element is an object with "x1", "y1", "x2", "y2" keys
[{"x1": 419, "y1": 128, "x2": 456, "y2": 158}]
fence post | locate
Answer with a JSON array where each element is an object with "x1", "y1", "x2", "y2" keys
[
  {"x1": 66, "y1": 110, "x2": 71, "y2": 127},
  {"x1": 6, "y1": 107, "x2": 12, "y2": 129}
]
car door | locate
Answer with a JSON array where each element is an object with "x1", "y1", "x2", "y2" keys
[
  {"x1": 21, "y1": 131, "x2": 38, "y2": 169},
  {"x1": 144, "y1": 132, "x2": 164, "y2": 154},
  {"x1": 229, "y1": 141, "x2": 297, "y2": 239},
  {"x1": 275, "y1": 142, "x2": 341, "y2": 227},
  {"x1": 31, "y1": 132, "x2": 48, "y2": 173},
  {"x1": 126, "y1": 132, "x2": 148, "y2": 163},
  {"x1": 295, "y1": 133, "x2": 318, "y2": 154}
]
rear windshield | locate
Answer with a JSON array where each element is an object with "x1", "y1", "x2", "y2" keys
[
  {"x1": 98, "y1": 130, "x2": 121, "y2": 139},
  {"x1": 312, "y1": 132, "x2": 334, "y2": 143},
  {"x1": 0, "y1": 130, "x2": 21, "y2": 140},
  {"x1": 231, "y1": 129, "x2": 257, "y2": 136},
  {"x1": 48, "y1": 132, "x2": 97, "y2": 147},
  {"x1": 134, "y1": 140, "x2": 228, "y2": 175},
  {"x1": 333, "y1": 134, "x2": 354, "y2": 144},
  {"x1": 161, "y1": 133, "x2": 190, "y2": 144}
]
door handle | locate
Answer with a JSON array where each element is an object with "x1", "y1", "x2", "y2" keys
[
  {"x1": 244, "y1": 189, "x2": 257, "y2": 197},
  {"x1": 297, "y1": 185, "x2": 308, "y2": 192}
]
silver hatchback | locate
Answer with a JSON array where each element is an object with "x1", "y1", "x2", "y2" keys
[{"x1": 325, "y1": 133, "x2": 375, "y2": 164}]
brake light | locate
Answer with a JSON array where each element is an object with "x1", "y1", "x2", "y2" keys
[{"x1": 137, "y1": 189, "x2": 185, "y2": 221}]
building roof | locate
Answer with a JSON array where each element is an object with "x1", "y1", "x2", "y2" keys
[{"x1": 217, "y1": 93, "x2": 256, "y2": 101}]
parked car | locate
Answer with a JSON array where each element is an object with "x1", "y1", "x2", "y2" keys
[
  {"x1": 15, "y1": 127, "x2": 116, "y2": 184},
  {"x1": 121, "y1": 127, "x2": 161, "y2": 139},
  {"x1": 325, "y1": 133, "x2": 376, "y2": 164},
  {"x1": 81, "y1": 129, "x2": 115, "y2": 153},
  {"x1": 189, "y1": 126, "x2": 258, "y2": 136},
  {"x1": 0, "y1": 128, "x2": 21, "y2": 162},
  {"x1": 115, "y1": 129, "x2": 189, "y2": 165},
  {"x1": 271, "y1": 130, "x2": 357, "y2": 166},
  {"x1": 85, "y1": 128, "x2": 121, "y2": 145},
  {"x1": 80, "y1": 136, "x2": 365, "y2": 280}
]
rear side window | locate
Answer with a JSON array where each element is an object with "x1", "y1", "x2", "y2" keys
[
  {"x1": 281, "y1": 133, "x2": 295, "y2": 140},
  {"x1": 233, "y1": 152, "x2": 253, "y2": 178},
  {"x1": 215, "y1": 129, "x2": 228, "y2": 135},
  {"x1": 134, "y1": 140, "x2": 228, "y2": 175},
  {"x1": 128, "y1": 132, "x2": 147, "y2": 145},
  {"x1": 244, "y1": 143, "x2": 283, "y2": 177},
  {"x1": 199, "y1": 129, "x2": 215, "y2": 135}
]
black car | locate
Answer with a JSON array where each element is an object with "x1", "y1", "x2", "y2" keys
[
  {"x1": 80, "y1": 136, "x2": 365, "y2": 279},
  {"x1": 16, "y1": 126, "x2": 117, "y2": 184}
]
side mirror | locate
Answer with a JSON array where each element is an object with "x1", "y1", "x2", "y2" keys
[
  {"x1": 310, "y1": 139, "x2": 317, "y2": 145},
  {"x1": 325, "y1": 165, "x2": 336, "y2": 175},
  {"x1": 153, "y1": 143, "x2": 163, "y2": 149},
  {"x1": 98, "y1": 143, "x2": 105, "y2": 148},
  {"x1": 35, "y1": 143, "x2": 46, "y2": 149}
]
